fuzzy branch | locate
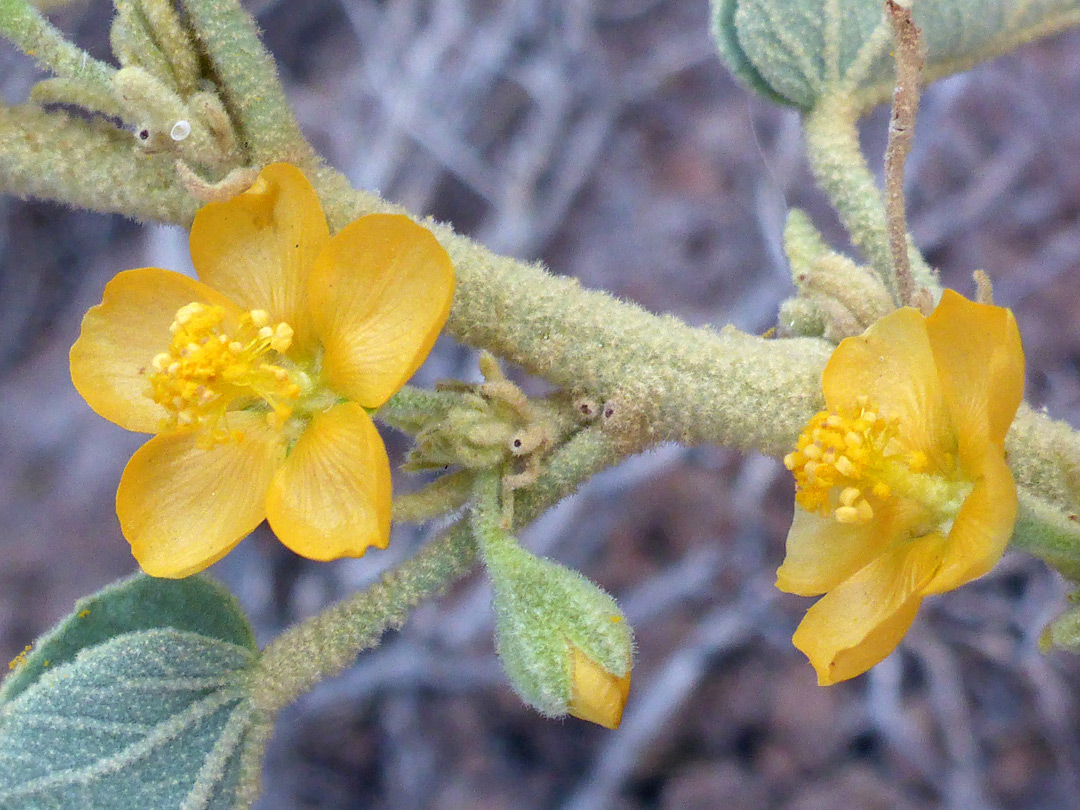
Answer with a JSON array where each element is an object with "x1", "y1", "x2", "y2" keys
[
  {"x1": 0, "y1": 104, "x2": 199, "y2": 222},
  {"x1": 252, "y1": 425, "x2": 622, "y2": 715}
]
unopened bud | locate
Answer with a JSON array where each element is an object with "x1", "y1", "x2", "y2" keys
[{"x1": 481, "y1": 528, "x2": 633, "y2": 728}]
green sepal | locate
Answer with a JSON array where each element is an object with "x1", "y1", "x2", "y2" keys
[
  {"x1": 480, "y1": 528, "x2": 633, "y2": 718},
  {"x1": 0, "y1": 575, "x2": 267, "y2": 810},
  {"x1": 711, "y1": 0, "x2": 1080, "y2": 111}
]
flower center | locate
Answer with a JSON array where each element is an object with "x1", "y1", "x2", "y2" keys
[
  {"x1": 147, "y1": 302, "x2": 302, "y2": 447},
  {"x1": 783, "y1": 396, "x2": 959, "y2": 526}
]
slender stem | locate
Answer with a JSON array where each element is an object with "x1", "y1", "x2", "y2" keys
[
  {"x1": 470, "y1": 467, "x2": 507, "y2": 548},
  {"x1": 0, "y1": 0, "x2": 115, "y2": 88},
  {"x1": 803, "y1": 93, "x2": 937, "y2": 303},
  {"x1": 374, "y1": 385, "x2": 461, "y2": 434},
  {"x1": 178, "y1": 0, "x2": 314, "y2": 166},
  {"x1": 1011, "y1": 491, "x2": 1080, "y2": 582},
  {"x1": 251, "y1": 426, "x2": 622, "y2": 714},
  {"x1": 883, "y1": 0, "x2": 924, "y2": 307},
  {"x1": 250, "y1": 521, "x2": 477, "y2": 715},
  {"x1": 392, "y1": 470, "x2": 473, "y2": 523}
]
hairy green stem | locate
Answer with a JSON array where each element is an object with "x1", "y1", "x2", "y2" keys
[
  {"x1": 308, "y1": 166, "x2": 832, "y2": 457},
  {"x1": 804, "y1": 93, "x2": 937, "y2": 301},
  {"x1": 470, "y1": 467, "x2": 506, "y2": 546},
  {"x1": 3, "y1": 0, "x2": 1080, "y2": 576},
  {"x1": 250, "y1": 521, "x2": 477, "y2": 715},
  {"x1": 0, "y1": 0, "x2": 115, "y2": 88},
  {"x1": 178, "y1": 0, "x2": 314, "y2": 165},
  {"x1": 251, "y1": 426, "x2": 621, "y2": 714},
  {"x1": 0, "y1": 104, "x2": 198, "y2": 222},
  {"x1": 374, "y1": 384, "x2": 461, "y2": 435},
  {"x1": 392, "y1": 470, "x2": 473, "y2": 523},
  {"x1": 1013, "y1": 491, "x2": 1080, "y2": 582}
]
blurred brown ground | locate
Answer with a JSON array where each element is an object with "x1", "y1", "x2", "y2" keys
[{"x1": 3, "y1": 1, "x2": 1080, "y2": 808}]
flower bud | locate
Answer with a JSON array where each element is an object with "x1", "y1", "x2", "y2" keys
[
  {"x1": 567, "y1": 643, "x2": 632, "y2": 729},
  {"x1": 779, "y1": 209, "x2": 893, "y2": 341},
  {"x1": 481, "y1": 529, "x2": 633, "y2": 728}
]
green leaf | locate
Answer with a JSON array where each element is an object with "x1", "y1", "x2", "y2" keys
[
  {"x1": 0, "y1": 576, "x2": 268, "y2": 810},
  {"x1": 711, "y1": 0, "x2": 1080, "y2": 110},
  {"x1": 1, "y1": 573, "x2": 255, "y2": 705}
]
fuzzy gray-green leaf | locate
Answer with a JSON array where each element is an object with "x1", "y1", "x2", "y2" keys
[
  {"x1": 0, "y1": 629, "x2": 264, "y2": 810},
  {"x1": 712, "y1": 0, "x2": 1080, "y2": 109},
  {"x1": 1, "y1": 573, "x2": 255, "y2": 706}
]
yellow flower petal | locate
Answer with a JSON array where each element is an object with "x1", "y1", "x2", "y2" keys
[
  {"x1": 925, "y1": 289, "x2": 1025, "y2": 460},
  {"x1": 265, "y1": 402, "x2": 392, "y2": 560},
  {"x1": 567, "y1": 644, "x2": 631, "y2": 730},
  {"x1": 792, "y1": 533, "x2": 945, "y2": 685},
  {"x1": 189, "y1": 163, "x2": 329, "y2": 354},
  {"x1": 117, "y1": 411, "x2": 285, "y2": 578},
  {"x1": 777, "y1": 508, "x2": 891, "y2": 597},
  {"x1": 923, "y1": 447, "x2": 1016, "y2": 595},
  {"x1": 70, "y1": 268, "x2": 242, "y2": 434},
  {"x1": 308, "y1": 214, "x2": 455, "y2": 408},
  {"x1": 824, "y1": 307, "x2": 953, "y2": 467}
]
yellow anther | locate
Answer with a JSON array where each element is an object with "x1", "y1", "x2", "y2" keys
[
  {"x1": 834, "y1": 456, "x2": 857, "y2": 478},
  {"x1": 787, "y1": 400, "x2": 901, "y2": 519},
  {"x1": 271, "y1": 323, "x2": 294, "y2": 353},
  {"x1": 839, "y1": 487, "x2": 861, "y2": 507},
  {"x1": 834, "y1": 506, "x2": 860, "y2": 524},
  {"x1": 147, "y1": 302, "x2": 301, "y2": 446},
  {"x1": 872, "y1": 482, "x2": 891, "y2": 498}
]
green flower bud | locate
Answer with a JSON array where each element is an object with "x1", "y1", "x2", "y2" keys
[
  {"x1": 779, "y1": 209, "x2": 892, "y2": 341},
  {"x1": 408, "y1": 394, "x2": 516, "y2": 470},
  {"x1": 481, "y1": 528, "x2": 633, "y2": 729}
]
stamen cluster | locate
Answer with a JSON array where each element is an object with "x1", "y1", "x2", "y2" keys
[
  {"x1": 783, "y1": 396, "x2": 924, "y2": 525},
  {"x1": 147, "y1": 302, "x2": 299, "y2": 447}
]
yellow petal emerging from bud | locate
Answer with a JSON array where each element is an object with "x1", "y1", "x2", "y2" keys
[{"x1": 567, "y1": 644, "x2": 631, "y2": 729}]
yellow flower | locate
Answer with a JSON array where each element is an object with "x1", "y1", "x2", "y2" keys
[
  {"x1": 778, "y1": 290, "x2": 1024, "y2": 685},
  {"x1": 567, "y1": 644, "x2": 632, "y2": 729},
  {"x1": 70, "y1": 164, "x2": 455, "y2": 578}
]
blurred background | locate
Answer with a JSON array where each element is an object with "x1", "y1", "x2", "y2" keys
[{"x1": 3, "y1": 1, "x2": 1080, "y2": 808}]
